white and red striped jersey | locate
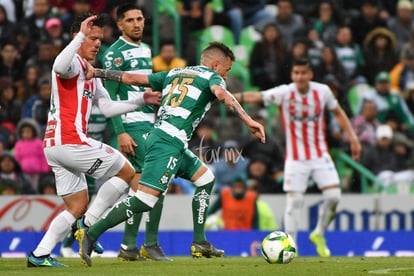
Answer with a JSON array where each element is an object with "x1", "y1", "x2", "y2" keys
[
  {"x1": 262, "y1": 81, "x2": 338, "y2": 161},
  {"x1": 43, "y1": 54, "x2": 106, "y2": 147}
]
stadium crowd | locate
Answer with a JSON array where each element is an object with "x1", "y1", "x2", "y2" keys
[{"x1": 0, "y1": 0, "x2": 414, "y2": 196}]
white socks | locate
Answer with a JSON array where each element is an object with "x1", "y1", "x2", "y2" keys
[
  {"x1": 283, "y1": 192, "x2": 304, "y2": 243},
  {"x1": 33, "y1": 210, "x2": 75, "y2": 257},
  {"x1": 84, "y1": 176, "x2": 129, "y2": 226},
  {"x1": 314, "y1": 188, "x2": 341, "y2": 235}
]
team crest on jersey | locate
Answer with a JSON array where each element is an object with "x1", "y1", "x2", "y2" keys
[{"x1": 114, "y1": 57, "x2": 123, "y2": 67}]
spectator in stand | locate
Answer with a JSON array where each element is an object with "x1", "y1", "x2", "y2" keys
[
  {"x1": 361, "y1": 124, "x2": 414, "y2": 191},
  {"x1": 188, "y1": 118, "x2": 220, "y2": 165},
  {"x1": 61, "y1": 0, "x2": 91, "y2": 35},
  {"x1": 38, "y1": 172, "x2": 57, "y2": 195},
  {"x1": 313, "y1": 44, "x2": 349, "y2": 93},
  {"x1": 0, "y1": 0, "x2": 15, "y2": 23},
  {"x1": 152, "y1": 40, "x2": 187, "y2": 73},
  {"x1": 351, "y1": 99, "x2": 380, "y2": 148},
  {"x1": 0, "y1": 178, "x2": 19, "y2": 195},
  {"x1": 211, "y1": 139, "x2": 250, "y2": 194},
  {"x1": 246, "y1": 155, "x2": 283, "y2": 194},
  {"x1": 18, "y1": 0, "x2": 51, "y2": 42},
  {"x1": 176, "y1": 0, "x2": 215, "y2": 65},
  {"x1": 312, "y1": 1, "x2": 342, "y2": 45},
  {"x1": 306, "y1": 27, "x2": 324, "y2": 68},
  {"x1": 0, "y1": 77, "x2": 21, "y2": 133},
  {"x1": 240, "y1": 113, "x2": 285, "y2": 182},
  {"x1": 0, "y1": 151, "x2": 34, "y2": 194},
  {"x1": 25, "y1": 39, "x2": 57, "y2": 77},
  {"x1": 387, "y1": 0, "x2": 414, "y2": 53},
  {"x1": 14, "y1": 25, "x2": 36, "y2": 64},
  {"x1": 363, "y1": 27, "x2": 398, "y2": 85},
  {"x1": 31, "y1": 77, "x2": 51, "y2": 137},
  {"x1": 404, "y1": 83, "x2": 414, "y2": 115},
  {"x1": 334, "y1": 25, "x2": 365, "y2": 83},
  {"x1": 273, "y1": 0, "x2": 305, "y2": 49},
  {"x1": 349, "y1": 0, "x2": 387, "y2": 46},
  {"x1": 390, "y1": 47, "x2": 414, "y2": 93},
  {"x1": 0, "y1": 40, "x2": 24, "y2": 81},
  {"x1": 15, "y1": 65, "x2": 40, "y2": 103},
  {"x1": 44, "y1": 17, "x2": 70, "y2": 54},
  {"x1": 250, "y1": 22, "x2": 287, "y2": 88},
  {"x1": 249, "y1": 22, "x2": 287, "y2": 90},
  {"x1": 14, "y1": 119, "x2": 50, "y2": 191},
  {"x1": 358, "y1": 71, "x2": 414, "y2": 130},
  {"x1": 223, "y1": 0, "x2": 273, "y2": 45},
  {"x1": 0, "y1": 4, "x2": 15, "y2": 43},
  {"x1": 207, "y1": 174, "x2": 259, "y2": 230},
  {"x1": 279, "y1": 38, "x2": 309, "y2": 84}
]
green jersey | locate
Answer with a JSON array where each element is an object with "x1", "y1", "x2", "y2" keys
[
  {"x1": 102, "y1": 37, "x2": 154, "y2": 135},
  {"x1": 148, "y1": 66, "x2": 226, "y2": 145}
]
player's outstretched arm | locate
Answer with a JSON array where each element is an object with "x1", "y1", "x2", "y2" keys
[
  {"x1": 213, "y1": 85, "x2": 265, "y2": 143},
  {"x1": 92, "y1": 68, "x2": 150, "y2": 87},
  {"x1": 332, "y1": 106, "x2": 361, "y2": 161},
  {"x1": 233, "y1": 92, "x2": 263, "y2": 104}
]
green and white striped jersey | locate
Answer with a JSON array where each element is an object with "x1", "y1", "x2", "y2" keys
[
  {"x1": 102, "y1": 37, "x2": 154, "y2": 134},
  {"x1": 148, "y1": 66, "x2": 226, "y2": 145}
]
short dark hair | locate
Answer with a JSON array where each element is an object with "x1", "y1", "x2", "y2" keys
[
  {"x1": 70, "y1": 13, "x2": 108, "y2": 35},
  {"x1": 292, "y1": 57, "x2": 311, "y2": 68},
  {"x1": 116, "y1": 3, "x2": 142, "y2": 20},
  {"x1": 202, "y1": 41, "x2": 235, "y2": 61}
]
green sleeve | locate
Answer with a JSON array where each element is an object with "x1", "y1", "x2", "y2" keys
[{"x1": 148, "y1": 71, "x2": 169, "y2": 91}]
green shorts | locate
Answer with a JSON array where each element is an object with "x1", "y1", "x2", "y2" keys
[
  {"x1": 139, "y1": 129, "x2": 202, "y2": 192},
  {"x1": 125, "y1": 124, "x2": 152, "y2": 173},
  {"x1": 109, "y1": 123, "x2": 152, "y2": 173}
]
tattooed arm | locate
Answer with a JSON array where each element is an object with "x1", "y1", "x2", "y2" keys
[
  {"x1": 212, "y1": 85, "x2": 265, "y2": 143},
  {"x1": 92, "y1": 68, "x2": 150, "y2": 86}
]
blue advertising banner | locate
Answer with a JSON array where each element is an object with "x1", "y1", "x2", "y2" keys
[{"x1": 1, "y1": 231, "x2": 413, "y2": 257}]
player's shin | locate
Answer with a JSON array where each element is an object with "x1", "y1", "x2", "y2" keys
[
  {"x1": 144, "y1": 193, "x2": 165, "y2": 246},
  {"x1": 33, "y1": 210, "x2": 75, "y2": 256},
  {"x1": 121, "y1": 188, "x2": 143, "y2": 250},
  {"x1": 84, "y1": 176, "x2": 129, "y2": 226},
  {"x1": 88, "y1": 191, "x2": 158, "y2": 241},
  {"x1": 314, "y1": 187, "x2": 341, "y2": 235},
  {"x1": 283, "y1": 192, "x2": 304, "y2": 244},
  {"x1": 192, "y1": 169, "x2": 215, "y2": 242}
]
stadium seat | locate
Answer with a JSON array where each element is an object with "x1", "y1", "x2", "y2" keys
[
  {"x1": 347, "y1": 83, "x2": 373, "y2": 116},
  {"x1": 197, "y1": 25, "x2": 235, "y2": 58},
  {"x1": 237, "y1": 26, "x2": 262, "y2": 67}
]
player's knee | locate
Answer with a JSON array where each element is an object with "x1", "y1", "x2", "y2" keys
[
  {"x1": 135, "y1": 190, "x2": 159, "y2": 208},
  {"x1": 193, "y1": 167, "x2": 215, "y2": 187},
  {"x1": 285, "y1": 192, "x2": 304, "y2": 212},
  {"x1": 117, "y1": 161, "x2": 135, "y2": 183},
  {"x1": 322, "y1": 187, "x2": 341, "y2": 207}
]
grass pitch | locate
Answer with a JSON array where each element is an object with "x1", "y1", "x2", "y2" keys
[{"x1": 2, "y1": 256, "x2": 414, "y2": 275}]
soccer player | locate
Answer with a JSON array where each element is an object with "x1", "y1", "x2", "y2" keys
[
  {"x1": 234, "y1": 58, "x2": 361, "y2": 257},
  {"x1": 75, "y1": 41, "x2": 266, "y2": 267},
  {"x1": 27, "y1": 14, "x2": 161, "y2": 268},
  {"x1": 98, "y1": 3, "x2": 170, "y2": 262}
]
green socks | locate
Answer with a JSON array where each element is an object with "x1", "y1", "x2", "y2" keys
[
  {"x1": 192, "y1": 182, "x2": 213, "y2": 242},
  {"x1": 120, "y1": 194, "x2": 165, "y2": 248},
  {"x1": 144, "y1": 194, "x2": 164, "y2": 246},
  {"x1": 121, "y1": 210, "x2": 143, "y2": 249},
  {"x1": 88, "y1": 196, "x2": 152, "y2": 241}
]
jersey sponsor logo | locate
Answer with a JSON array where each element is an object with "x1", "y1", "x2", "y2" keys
[
  {"x1": 86, "y1": 158, "x2": 103, "y2": 175},
  {"x1": 114, "y1": 57, "x2": 123, "y2": 67}
]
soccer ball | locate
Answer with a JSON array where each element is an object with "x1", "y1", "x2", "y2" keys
[{"x1": 261, "y1": 231, "x2": 296, "y2": 264}]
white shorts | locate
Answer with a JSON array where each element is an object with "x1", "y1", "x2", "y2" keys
[
  {"x1": 283, "y1": 153, "x2": 340, "y2": 193},
  {"x1": 44, "y1": 138, "x2": 127, "y2": 196}
]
